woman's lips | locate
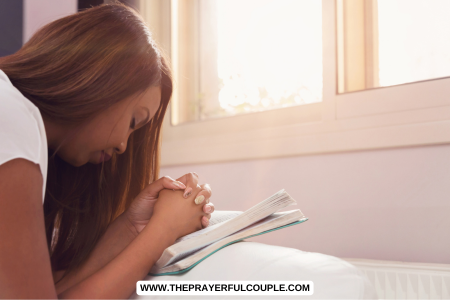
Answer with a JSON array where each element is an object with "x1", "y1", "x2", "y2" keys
[{"x1": 99, "y1": 150, "x2": 112, "y2": 163}]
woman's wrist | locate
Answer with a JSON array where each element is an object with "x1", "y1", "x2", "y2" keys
[
  {"x1": 143, "y1": 216, "x2": 178, "y2": 247},
  {"x1": 119, "y1": 212, "x2": 140, "y2": 239}
]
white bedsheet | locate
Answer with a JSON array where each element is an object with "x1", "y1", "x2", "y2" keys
[{"x1": 129, "y1": 241, "x2": 377, "y2": 299}]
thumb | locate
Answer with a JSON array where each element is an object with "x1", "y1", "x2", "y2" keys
[{"x1": 142, "y1": 176, "x2": 186, "y2": 199}]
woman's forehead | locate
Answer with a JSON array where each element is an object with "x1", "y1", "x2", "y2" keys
[{"x1": 136, "y1": 86, "x2": 161, "y2": 108}]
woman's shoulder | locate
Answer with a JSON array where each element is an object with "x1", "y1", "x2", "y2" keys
[
  {"x1": 0, "y1": 69, "x2": 48, "y2": 203},
  {"x1": 0, "y1": 70, "x2": 43, "y2": 129},
  {"x1": 0, "y1": 69, "x2": 45, "y2": 151}
]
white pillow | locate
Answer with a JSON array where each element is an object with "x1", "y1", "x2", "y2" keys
[{"x1": 129, "y1": 241, "x2": 377, "y2": 299}]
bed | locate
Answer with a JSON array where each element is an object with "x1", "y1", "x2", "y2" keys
[{"x1": 129, "y1": 241, "x2": 377, "y2": 299}]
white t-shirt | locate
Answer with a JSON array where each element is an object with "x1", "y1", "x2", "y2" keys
[{"x1": 0, "y1": 69, "x2": 48, "y2": 204}]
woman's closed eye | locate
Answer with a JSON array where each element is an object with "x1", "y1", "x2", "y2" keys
[
  {"x1": 130, "y1": 108, "x2": 151, "y2": 130},
  {"x1": 130, "y1": 117, "x2": 137, "y2": 130}
]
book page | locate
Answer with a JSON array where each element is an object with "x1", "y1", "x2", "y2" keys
[
  {"x1": 156, "y1": 210, "x2": 305, "y2": 273},
  {"x1": 169, "y1": 211, "x2": 300, "y2": 265},
  {"x1": 154, "y1": 189, "x2": 297, "y2": 269},
  {"x1": 174, "y1": 211, "x2": 242, "y2": 244},
  {"x1": 172, "y1": 189, "x2": 295, "y2": 249},
  {"x1": 209, "y1": 211, "x2": 242, "y2": 226},
  {"x1": 169, "y1": 213, "x2": 285, "y2": 265}
]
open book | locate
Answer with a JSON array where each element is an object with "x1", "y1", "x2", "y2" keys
[{"x1": 148, "y1": 189, "x2": 308, "y2": 276}]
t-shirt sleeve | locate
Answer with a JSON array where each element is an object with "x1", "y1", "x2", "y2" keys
[{"x1": 0, "y1": 87, "x2": 43, "y2": 172}]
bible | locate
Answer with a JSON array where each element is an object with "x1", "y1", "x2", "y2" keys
[{"x1": 149, "y1": 189, "x2": 308, "y2": 276}]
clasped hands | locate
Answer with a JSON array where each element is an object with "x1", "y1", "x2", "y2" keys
[{"x1": 124, "y1": 172, "x2": 214, "y2": 236}]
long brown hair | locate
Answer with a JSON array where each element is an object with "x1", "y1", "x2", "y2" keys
[{"x1": 0, "y1": 3, "x2": 172, "y2": 275}]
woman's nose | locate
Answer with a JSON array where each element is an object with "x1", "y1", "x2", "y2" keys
[{"x1": 114, "y1": 141, "x2": 127, "y2": 154}]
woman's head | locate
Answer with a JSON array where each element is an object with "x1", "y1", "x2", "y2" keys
[
  {"x1": 0, "y1": 2, "x2": 172, "y2": 273},
  {"x1": 1, "y1": 2, "x2": 170, "y2": 167},
  {"x1": 47, "y1": 85, "x2": 162, "y2": 166}
]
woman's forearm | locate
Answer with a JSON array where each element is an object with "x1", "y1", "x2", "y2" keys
[
  {"x1": 58, "y1": 217, "x2": 175, "y2": 299},
  {"x1": 54, "y1": 213, "x2": 139, "y2": 294}
]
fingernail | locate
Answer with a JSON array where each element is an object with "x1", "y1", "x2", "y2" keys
[
  {"x1": 195, "y1": 195, "x2": 205, "y2": 205},
  {"x1": 205, "y1": 205, "x2": 211, "y2": 212},
  {"x1": 183, "y1": 187, "x2": 192, "y2": 198},
  {"x1": 203, "y1": 216, "x2": 209, "y2": 224},
  {"x1": 173, "y1": 181, "x2": 185, "y2": 189}
]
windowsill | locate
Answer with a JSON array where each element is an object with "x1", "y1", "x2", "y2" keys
[{"x1": 161, "y1": 110, "x2": 450, "y2": 166}]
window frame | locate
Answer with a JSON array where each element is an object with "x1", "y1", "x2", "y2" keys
[{"x1": 141, "y1": 0, "x2": 450, "y2": 166}]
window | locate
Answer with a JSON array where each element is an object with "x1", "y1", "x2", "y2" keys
[
  {"x1": 377, "y1": 0, "x2": 450, "y2": 87},
  {"x1": 140, "y1": 0, "x2": 450, "y2": 166},
  {"x1": 173, "y1": 0, "x2": 322, "y2": 124},
  {"x1": 337, "y1": 0, "x2": 450, "y2": 93}
]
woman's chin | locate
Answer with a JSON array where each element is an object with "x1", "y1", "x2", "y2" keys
[
  {"x1": 54, "y1": 152, "x2": 87, "y2": 167},
  {"x1": 71, "y1": 158, "x2": 88, "y2": 167}
]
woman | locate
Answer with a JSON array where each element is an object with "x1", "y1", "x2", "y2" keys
[{"x1": 0, "y1": 3, "x2": 215, "y2": 298}]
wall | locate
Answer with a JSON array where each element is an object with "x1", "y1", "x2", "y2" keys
[
  {"x1": 23, "y1": 0, "x2": 77, "y2": 43},
  {"x1": 0, "y1": 0, "x2": 23, "y2": 56},
  {"x1": 161, "y1": 143, "x2": 450, "y2": 264},
  {"x1": 23, "y1": 0, "x2": 138, "y2": 43}
]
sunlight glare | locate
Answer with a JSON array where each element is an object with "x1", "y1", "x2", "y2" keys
[
  {"x1": 378, "y1": 0, "x2": 450, "y2": 86},
  {"x1": 215, "y1": 0, "x2": 322, "y2": 116}
]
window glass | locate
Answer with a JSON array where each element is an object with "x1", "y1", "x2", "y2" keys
[
  {"x1": 336, "y1": 0, "x2": 450, "y2": 93},
  {"x1": 378, "y1": 0, "x2": 450, "y2": 87},
  {"x1": 198, "y1": 0, "x2": 322, "y2": 120}
]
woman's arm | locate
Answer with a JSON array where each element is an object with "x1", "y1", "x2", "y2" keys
[
  {"x1": 0, "y1": 159, "x2": 57, "y2": 298},
  {"x1": 58, "y1": 217, "x2": 176, "y2": 299},
  {"x1": 58, "y1": 189, "x2": 205, "y2": 299},
  {"x1": 53, "y1": 212, "x2": 139, "y2": 294},
  {"x1": 54, "y1": 175, "x2": 214, "y2": 294},
  {"x1": 1, "y1": 160, "x2": 206, "y2": 298}
]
